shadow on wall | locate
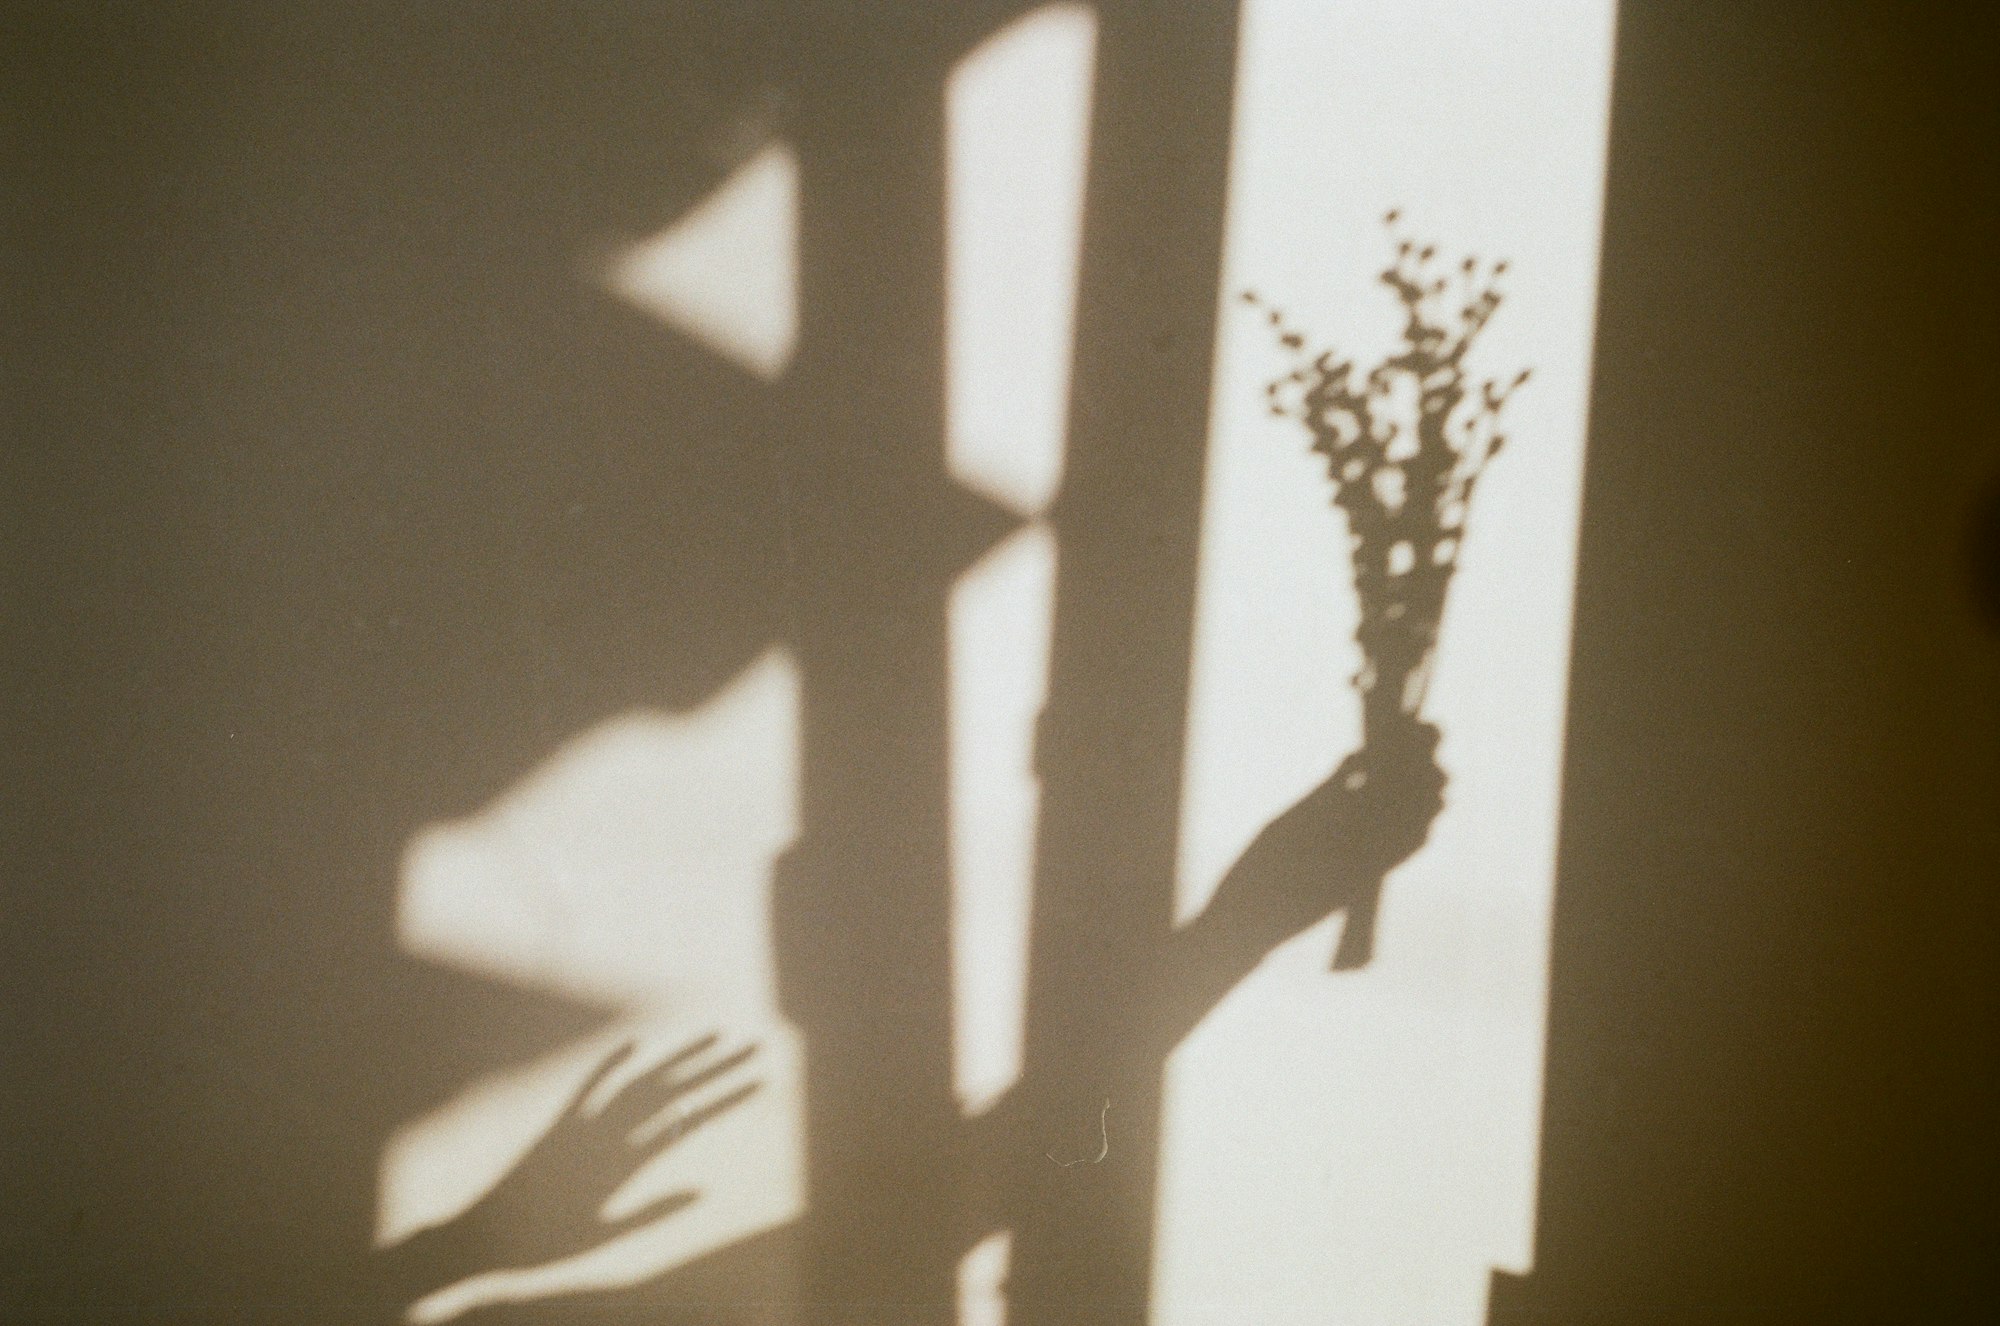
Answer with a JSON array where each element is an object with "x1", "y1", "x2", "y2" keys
[
  {"x1": 5, "y1": 1, "x2": 1626, "y2": 1325},
  {"x1": 357, "y1": 1, "x2": 1456, "y2": 1322},
  {"x1": 7, "y1": 1, "x2": 1234, "y2": 1320}
]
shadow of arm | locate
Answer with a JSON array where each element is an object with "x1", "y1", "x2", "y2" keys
[
  {"x1": 1149, "y1": 722, "x2": 1445, "y2": 1052},
  {"x1": 372, "y1": 1034, "x2": 758, "y2": 1315}
]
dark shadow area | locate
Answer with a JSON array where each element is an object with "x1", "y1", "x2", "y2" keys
[
  {"x1": 7, "y1": 2, "x2": 1455, "y2": 1322},
  {"x1": 1971, "y1": 476, "x2": 2000, "y2": 630},
  {"x1": 6, "y1": 4, "x2": 805, "y2": 1321},
  {"x1": 1488, "y1": 2, "x2": 2000, "y2": 1322}
]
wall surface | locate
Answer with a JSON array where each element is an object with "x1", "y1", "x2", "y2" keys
[
  {"x1": 5, "y1": 3, "x2": 1998, "y2": 1324},
  {"x1": 1492, "y1": 2, "x2": 2000, "y2": 1321}
]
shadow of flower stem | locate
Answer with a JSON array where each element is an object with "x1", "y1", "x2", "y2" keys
[{"x1": 1244, "y1": 213, "x2": 1529, "y2": 968}]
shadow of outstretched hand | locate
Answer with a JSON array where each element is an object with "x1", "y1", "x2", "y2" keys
[{"x1": 377, "y1": 1033, "x2": 760, "y2": 1311}]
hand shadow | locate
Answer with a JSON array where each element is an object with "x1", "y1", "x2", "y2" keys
[
  {"x1": 376, "y1": 1033, "x2": 760, "y2": 1317},
  {"x1": 1205, "y1": 718, "x2": 1446, "y2": 945},
  {"x1": 1146, "y1": 718, "x2": 1447, "y2": 1055}
]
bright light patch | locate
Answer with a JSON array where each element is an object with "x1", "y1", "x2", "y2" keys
[
  {"x1": 398, "y1": 649, "x2": 800, "y2": 1013},
  {"x1": 944, "y1": 4, "x2": 1097, "y2": 518},
  {"x1": 385, "y1": 649, "x2": 807, "y2": 1318},
  {"x1": 942, "y1": 2, "x2": 1093, "y2": 1119},
  {"x1": 1158, "y1": 1, "x2": 1617, "y2": 1323},
  {"x1": 958, "y1": 1230, "x2": 1014, "y2": 1326},
  {"x1": 947, "y1": 525, "x2": 1058, "y2": 1114},
  {"x1": 604, "y1": 142, "x2": 799, "y2": 381}
]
